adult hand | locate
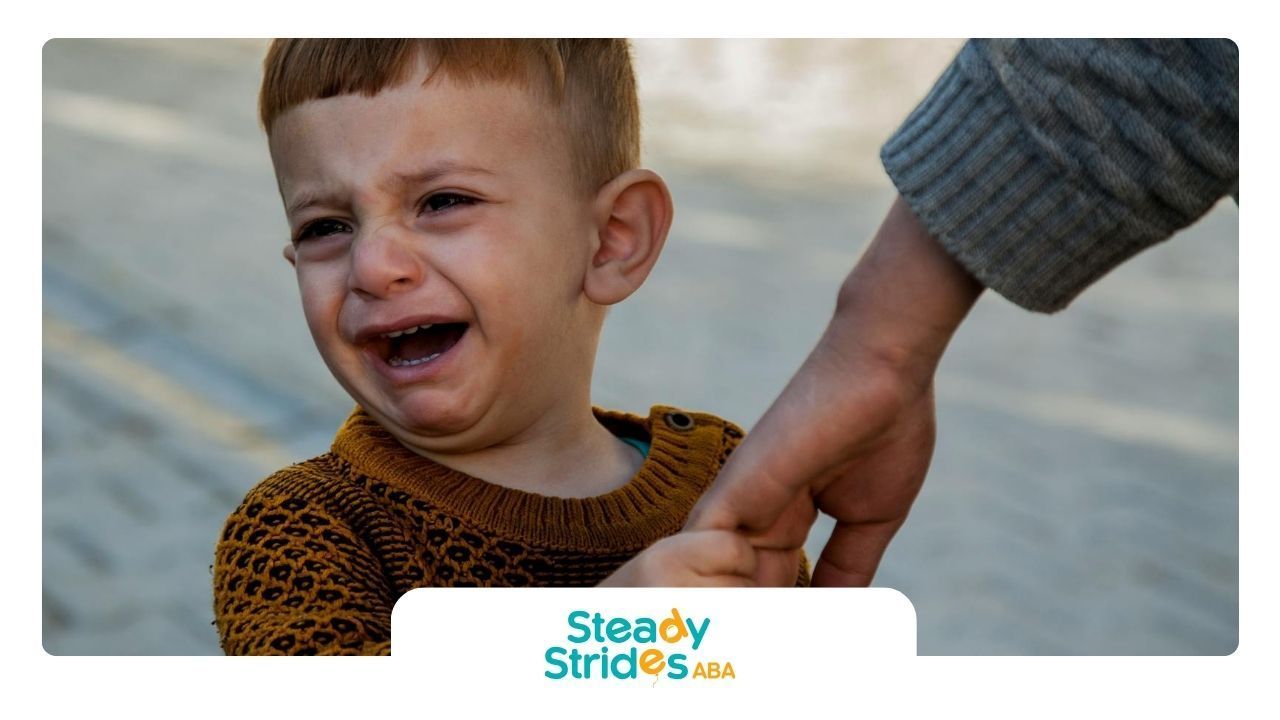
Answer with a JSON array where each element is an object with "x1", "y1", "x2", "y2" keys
[
  {"x1": 599, "y1": 530, "x2": 757, "y2": 587},
  {"x1": 685, "y1": 196, "x2": 982, "y2": 586}
]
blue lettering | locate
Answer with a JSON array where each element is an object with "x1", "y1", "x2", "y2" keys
[
  {"x1": 686, "y1": 617, "x2": 710, "y2": 650},
  {"x1": 544, "y1": 646, "x2": 568, "y2": 679},
  {"x1": 667, "y1": 653, "x2": 688, "y2": 679},
  {"x1": 633, "y1": 617, "x2": 657, "y2": 643},
  {"x1": 566, "y1": 610, "x2": 591, "y2": 643},
  {"x1": 611, "y1": 647, "x2": 638, "y2": 678},
  {"x1": 605, "y1": 617, "x2": 632, "y2": 643}
]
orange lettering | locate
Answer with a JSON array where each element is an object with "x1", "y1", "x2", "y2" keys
[
  {"x1": 639, "y1": 649, "x2": 666, "y2": 676},
  {"x1": 659, "y1": 608, "x2": 688, "y2": 644}
]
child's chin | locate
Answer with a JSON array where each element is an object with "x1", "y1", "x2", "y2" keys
[{"x1": 383, "y1": 395, "x2": 480, "y2": 438}]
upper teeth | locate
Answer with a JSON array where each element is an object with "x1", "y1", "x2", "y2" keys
[{"x1": 384, "y1": 323, "x2": 433, "y2": 338}]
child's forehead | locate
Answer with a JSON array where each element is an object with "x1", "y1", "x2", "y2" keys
[
  {"x1": 268, "y1": 79, "x2": 573, "y2": 204},
  {"x1": 290, "y1": 75, "x2": 535, "y2": 135},
  {"x1": 275, "y1": 74, "x2": 551, "y2": 143}
]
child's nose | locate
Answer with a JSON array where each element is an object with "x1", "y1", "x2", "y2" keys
[{"x1": 347, "y1": 221, "x2": 426, "y2": 300}]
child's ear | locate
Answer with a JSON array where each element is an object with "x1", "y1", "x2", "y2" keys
[
  {"x1": 282, "y1": 243, "x2": 297, "y2": 267},
  {"x1": 583, "y1": 169, "x2": 674, "y2": 305}
]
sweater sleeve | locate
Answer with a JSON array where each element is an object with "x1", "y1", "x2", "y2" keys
[
  {"x1": 881, "y1": 39, "x2": 1238, "y2": 313},
  {"x1": 213, "y1": 471, "x2": 394, "y2": 655}
]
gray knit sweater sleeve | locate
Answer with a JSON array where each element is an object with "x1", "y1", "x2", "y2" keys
[{"x1": 880, "y1": 39, "x2": 1238, "y2": 313}]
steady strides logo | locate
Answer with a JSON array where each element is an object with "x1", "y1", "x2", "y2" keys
[{"x1": 544, "y1": 608, "x2": 736, "y2": 683}]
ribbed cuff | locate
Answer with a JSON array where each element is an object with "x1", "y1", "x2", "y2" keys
[{"x1": 880, "y1": 41, "x2": 1139, "y2": 314}]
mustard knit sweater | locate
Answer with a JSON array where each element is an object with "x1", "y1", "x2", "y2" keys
[{"x1": 213, "y1": 405, "x2": 810, "y2": 655}]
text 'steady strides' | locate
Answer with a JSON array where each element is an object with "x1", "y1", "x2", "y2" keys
[{"x1": 544, "y1": 608, "x2": 735, "y2": 682}]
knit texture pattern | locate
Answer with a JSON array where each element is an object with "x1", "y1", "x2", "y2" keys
[
  {"x1": 882, "y1": 39, "x2": 1238, "y2": 312},
  {"x1": 213, "y1": 405, "x2": 810, "y2": 655}
]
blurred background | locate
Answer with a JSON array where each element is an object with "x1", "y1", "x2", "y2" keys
[{"x1": 42, "y1": 39, "x2": 1238, "y2": 655}]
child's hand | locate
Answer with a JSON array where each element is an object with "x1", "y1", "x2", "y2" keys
[{"x1": 598, "y1": 529, "x2": 757, "y2": 587}]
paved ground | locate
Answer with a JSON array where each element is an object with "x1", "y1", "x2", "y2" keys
[{"x1": 42, "y1": 39, "x2": 1238, "y2": 655}]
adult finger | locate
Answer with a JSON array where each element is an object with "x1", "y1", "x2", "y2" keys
[
  {"x1": 809, "y1": 519, "x2": 904, "y2": 587},
  {"x1": 690, "y1": 575, "x2": 757, "y2": 588},
  {"x1": 681, "y1": 530, "x2": 759, "y2": 580},
  {"x1": 751, "y1": 547, "x2": 805, "y2": 587},
  {"x1": 743, "y1": 490, "x2": 819, "y2": 552},
  {"x1": 686, "y1": 370, "x2": 840, "y2": 534},
  {"x1": 688, "y1": 328, "x2": 906, "y2": 536}
]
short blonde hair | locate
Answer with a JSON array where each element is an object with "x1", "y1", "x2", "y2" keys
[{"x1": 259, "y1": 39, "x2": 640, "y2": 192}]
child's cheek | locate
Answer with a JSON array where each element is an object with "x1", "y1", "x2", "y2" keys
[{"x1": 296, "y1": 266, "x2": 348, "y2": 334}]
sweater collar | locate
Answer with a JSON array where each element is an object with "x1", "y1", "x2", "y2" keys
[{"x1": 329, "y1": 405, "x2": 727, "y2": 551}]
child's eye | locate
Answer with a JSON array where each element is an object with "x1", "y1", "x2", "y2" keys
[
  {"x1": 420, "y1": 193, "x2": 476, "y2": 214},
  {"x1": 296, "y1": 218, "x2": 351, "y2": 243}
]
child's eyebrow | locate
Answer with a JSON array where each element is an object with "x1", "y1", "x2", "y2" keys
[
  {"x1": 286, "y1": 190, "x2": 337, "y2": 218},
  {"x1": 391, "y1": 161, "x2": 495, "y2": 188},
  {"x1": 285, "y1": 162, "x2": 495, "y2": 218}
]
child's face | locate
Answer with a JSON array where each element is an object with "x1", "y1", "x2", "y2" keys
[{"x1": 269, "y1": 67, "x2": 604, "y2": 451}]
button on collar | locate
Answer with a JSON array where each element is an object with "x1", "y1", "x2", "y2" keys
[{"x1": 663, "y1": 412, "x2": 695, "y2": 432}]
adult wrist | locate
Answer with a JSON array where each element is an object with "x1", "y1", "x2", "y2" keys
[{"x1": 828, "y1": 196, "x2": 982, "y2": 390}]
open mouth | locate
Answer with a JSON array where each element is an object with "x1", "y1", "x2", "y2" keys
[{"x1": 370, "y1": 322, "x2": 469, "y2": 368}]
